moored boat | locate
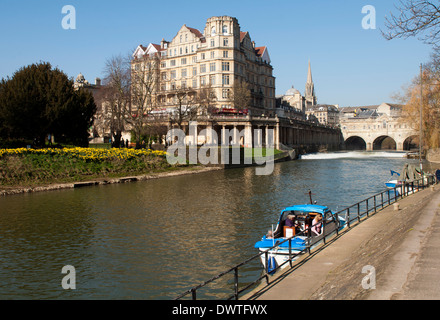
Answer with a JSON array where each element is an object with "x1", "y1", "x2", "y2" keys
[
  {"x1": 385, "y1": 163, "x2": 431, "y2": 195},
  {"x1": 254, "y1": 201, "x2": 346, "y2": 272}
]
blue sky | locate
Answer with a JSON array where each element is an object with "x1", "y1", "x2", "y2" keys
[{"x1": 0, "y1": 0, "x2": 433, "y2": 107}]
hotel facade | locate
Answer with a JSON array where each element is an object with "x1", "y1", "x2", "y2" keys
[{"x1": 132, "y1": 16, "x2": 276, "y2": 116}]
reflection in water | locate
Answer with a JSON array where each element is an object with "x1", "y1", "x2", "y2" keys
[{"x1": 0, "y1": 154, "x2": 423, "y2": 299}]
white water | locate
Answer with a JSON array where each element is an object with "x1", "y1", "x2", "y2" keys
[{"x1": 300, "y1": 151, "x2": 407, "y2": 160}]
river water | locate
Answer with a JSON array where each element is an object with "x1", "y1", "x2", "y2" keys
[{"x1": 0, "y1": 151, "x2": 426, "y2": 299}]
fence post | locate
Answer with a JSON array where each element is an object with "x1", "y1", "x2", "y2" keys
[
  {"x1": 381, "y1": 192, "x2": 384, "y2": 209},
  {"x1": 234, "y1": 268, "x2": 239, "y2": 300},
  {"x1": 366, "y1": 198, "x2": 369, "y2": 217},
  {"x1": 288, "y1": 238, "x2": 293, "y2": 268},
  {"x1": 374, "y1": 195, "x2": 377, "y2": 214},
  {"x1": 264, "y1": 251, "x2": 269, "y2": 284}
]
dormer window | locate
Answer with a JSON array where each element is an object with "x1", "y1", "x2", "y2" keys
[{"x1": 211, "y1": 26, "x2": 216, "y2": 36}]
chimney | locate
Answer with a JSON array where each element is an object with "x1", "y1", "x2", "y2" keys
[{"x1": 95, "y1": 78, "x2": 101, "y2": 86}]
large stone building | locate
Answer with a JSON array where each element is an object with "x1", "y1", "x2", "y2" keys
[{"x1": 132, "y1": 16, "x2": 276, "y2": 116}]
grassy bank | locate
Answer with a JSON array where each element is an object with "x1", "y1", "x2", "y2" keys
[{"x1": 0, "y1": 147, "x2": 174, "y2": 188}]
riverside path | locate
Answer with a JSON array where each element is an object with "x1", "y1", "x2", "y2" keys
[{"x1": 243, "y1": 185, "x2": 440, "y2": 300}]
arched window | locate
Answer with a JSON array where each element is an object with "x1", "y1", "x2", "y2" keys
[
  {"x1": 222, "y1": 25, "x2": 228, "y2": 34},
  {"x1": 211, "y1": 26, "x2": 216, "y2": 35}
]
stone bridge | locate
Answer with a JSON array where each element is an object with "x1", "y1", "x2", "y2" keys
[{"x1": 340, "y1": 115, "x2": 418, "y2": 151}]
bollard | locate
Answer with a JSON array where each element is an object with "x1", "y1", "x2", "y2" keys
[{"x1": 393, "y1": 202, "x2": 400, "y2": 211}]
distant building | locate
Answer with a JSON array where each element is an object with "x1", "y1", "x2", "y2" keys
[
  {"x1": 275, "y1": 60, "x2": 321, "y2": 121},
  {"x1": 306, "y1": 104, "x2": 340, "y2": 127}
]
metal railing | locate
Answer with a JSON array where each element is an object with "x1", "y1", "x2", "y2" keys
[{"x1": 175, "y1": 175, "x2": 437, "y2": 300}]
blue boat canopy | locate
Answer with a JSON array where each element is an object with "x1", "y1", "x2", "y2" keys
[{"x1": 281, "y1": 204, "x2": 330, "y2": 215}]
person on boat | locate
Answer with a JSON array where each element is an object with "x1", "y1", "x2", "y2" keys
[
  {"x1": 311, "y1": 213, "x2": 323, "y2": 236},
  {"x1": 285, "y1": 215, "x2": 296, "y2": 227},
  {"x1": 285, "y1": 215, "x2": 303, "y2": 234}
]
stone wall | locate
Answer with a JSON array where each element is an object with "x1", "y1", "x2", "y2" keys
[{"x1": 427, "y1": 148, "x2": 440, "y2": 163}]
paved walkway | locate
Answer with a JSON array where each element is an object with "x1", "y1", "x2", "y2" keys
[{"x1": 243, "y1": 185, "x2": 440, "y2": 300}]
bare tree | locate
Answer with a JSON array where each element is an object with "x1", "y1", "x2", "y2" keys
[
  {"x1": 383, "y1": 0, "x2": 440, "y2": 46},
  {"x1": 168, "y1": 85, "x2": 198, "y2": 132},
  {"x1": 195, "y1": 83, "x2": 217, "y2": 116},
  {"x1": 129, "y1": 54, "x2": 160, "y2": 147},
  {"x1": 231, "y1": 80, "x2": 251, "y2": 111},
  {"x1": 102, "y1": 55, "x2": 131, "y2": 147}
]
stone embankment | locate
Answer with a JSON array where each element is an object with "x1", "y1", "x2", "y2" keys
[{"x1": 0, "y1": 166, "x2": 222, "y2": 196}]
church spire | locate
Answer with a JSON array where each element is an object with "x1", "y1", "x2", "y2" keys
[
  {"x1": 305, "y1": 60, "x2": 316, "y2": 106},
  {"x1": 307, "y1": 60, "x2": 313, "y2": 83}
]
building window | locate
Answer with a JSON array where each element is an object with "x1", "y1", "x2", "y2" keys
[
  {"x1": 222, "y1": 62, "x2": 230, "y2": 71},
  {"x1": 222, "y1": 25, "x2": 228, "y2": 34},
  {"x1": 170, "y1": 71, "x2": 176, "y2": 79},
  {"x1": 181, "y1": 58, "x2": 187, "y2": 65},
  {"x1": 192, "y1": 79, "x2": 197, "y2": 88},
  {"x1": 210, "y1": 51, "x2": 215, "y2": 58},
  {"x1": 223, "y1": 38, "x2": 229, "y2": 46},
  {"x1": 211, "y1": 26, "x2": 216, "y2": 36},
  {"x1": 210, "y1": 39, "x2": 215, "y2": 47},
  {"x1": 200, "y1": 76, "x2": 206, "y2": 86},
  {"x1": 210, "y1": 75, "x2": 216, "y2": 85},
  {"x1": 222, "y1": 74, "x2": 229, "y2": 85},
  {"x1": 181, "y1": 69, "x2": 187, "y2": 78},
  {"x1": 223, "y1": 51, "x2": 228, "y2": 58},
  {"x1": 222, "y1": 89, "x2": 229, "y2": 99},
  {"x1": 200, "y1": 64, "x2": 206, "y2": 73},
  {"x1": 192, "y1": 56, "x2": 197, "y2": 63},
  {"x1": 170, "y1": 60, "x2": 176, "y2": 66},
  {"x1": 210, "y1": 62, "x2": 216, "y2": 72},
  {"x1": 201, "y1": 53, "x2": 205, "y2": 60},
  {"x1": 192, "y1": 67, "x2": 197, "y2": 76}
]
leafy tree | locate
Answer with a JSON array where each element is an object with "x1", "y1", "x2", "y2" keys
[{"x1": 0, "y1": 62, "x2": 96, "y2": 146}]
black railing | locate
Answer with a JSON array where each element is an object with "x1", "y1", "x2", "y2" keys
[{"x1": 175, "y1": 175, "x2": 437, "y2": 300}]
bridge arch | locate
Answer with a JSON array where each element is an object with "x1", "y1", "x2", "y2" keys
[
  {"x1": 344, "y1": 136, "x2": 366, "y2": 150},
  {"x1": 403, "y1": 135, "x2": 419, "y2": 151},
  {"x1": 373, "y1": 135, "x2": 396, "y2": 150}
]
